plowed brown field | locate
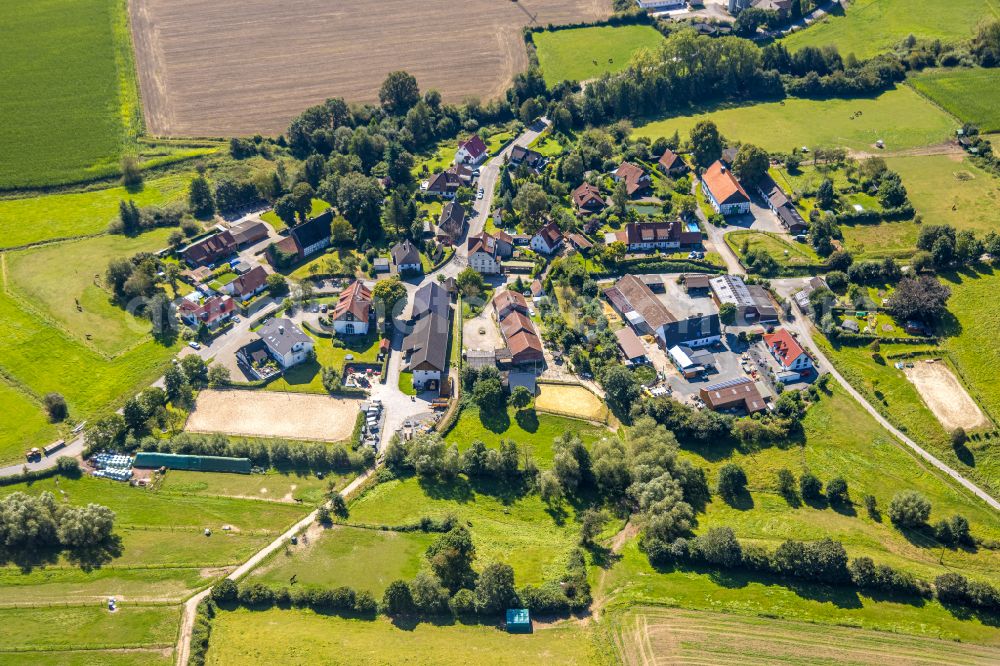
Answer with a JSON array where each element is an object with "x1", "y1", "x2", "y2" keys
[{"x1": 130, "y1": 0, "x2": 610, "y2": 137}]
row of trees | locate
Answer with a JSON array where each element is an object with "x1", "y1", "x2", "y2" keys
[{"x1": 0, "y1": 491, "x2": 115, "y2": 557}]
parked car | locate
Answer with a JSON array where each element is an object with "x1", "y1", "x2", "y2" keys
[{"x1": 188, "y1": 341, "x2": 201, "y2": 350}]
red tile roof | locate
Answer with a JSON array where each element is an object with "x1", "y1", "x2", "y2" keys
[
  {"x1": 533, "y1": 221, "x2": 563, "y2": 250},
  {"x1": 572, "y1": 183, "x2": 606, "y2": 211},
  {"x1": 614, "y1": 162, "x2": 650, "y2": 196},
  {"x1": 763, "y1": 328, "x2": 806, "y2": 368},
  {"x1": 332, "y1": 280, "x2": 372, "y2": 322},
  {"x1": 658, "y1": 149, "x2": 685, "y2": 172},
  {"x1": 179, "y1": 294, "x2": 235, "y2": 325},
  {"x1": 229, "y1": 265, "x2": 268, "y2": 298},
  {"x1": 459, "y1": 135, "x2": 488, "y2": 159},
  {"x1": 623, "y1": 220, "x2": 700, "y2": 246},
  {"x1": 702, "y1": 161, "x2": 750, "y2": 206},
  {"x1": 492, "y1": 290, "x2": 529, "y2": 317}
]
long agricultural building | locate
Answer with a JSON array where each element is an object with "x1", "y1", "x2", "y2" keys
[{"x1": 604, "y1": 274, "x2": 720, "y2": 349}]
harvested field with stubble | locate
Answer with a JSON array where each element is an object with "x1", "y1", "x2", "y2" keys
[
  {"x1": 612, "y1": 607, "x2": 1000, "y2": 665},
  {"x1": 184, "y1": 389, "x2": 360, "y2": 441},
  {"x1": 131, "y1": 0, "x2": 611, "y2": 136},
  {"x1": 905, "y1": 360, "x2": 988, "y2": 432}
]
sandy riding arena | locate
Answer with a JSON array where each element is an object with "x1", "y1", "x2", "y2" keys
[
  {"x1": 185, "y1": 389, "x2": 361, "y2": 442},
  {"x1": 535, "y1": 383, "x2": 608, "y2": 422},
  {"x1": 904, "y1": 360, "x2": 987, "y2": 431},
  {"x1": 130, "y1": 0, "x2": 611, "y2": 136}
]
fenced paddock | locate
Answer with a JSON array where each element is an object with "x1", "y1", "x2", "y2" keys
[
  {"x1": 534, "y1": 381, "x2": 608, "y2": 422},
  {"x1": 904, "y1": 360, "x2": 987, "y2": 432},
  {"x1": 184, "y1": 389, "x2": 361, "y2": 442}
]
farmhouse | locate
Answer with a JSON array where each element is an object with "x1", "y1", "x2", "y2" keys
[
  {"x1": 467, "y1": 232, "x2": 512, "y2": 275},
  {"x1": 614, "y1": 326, "x2": 649, "y2": 366},
  {"x1": 456, "y1": 135, "x2": 488, "y2": 165},
  {"x1": 391, "y1": 240, "x2": 422, "y2": 274},
  {"x1": 571, "y1": 183, "x2": 607, "y2": 215},
  {"x1": 509, "y1": 145, "x2": 547, "y2": 172},
  {"x1": 763, "y1": 328, "x2": 813, "y2": 373},
  {"x1": 229, "y1": 220, "x2": 270, "y2": 248},
  {"x1": 411, "y1": 281, "x2": 451, "y2": 321},
  {"x1": 606, "y1": 220, "x2": 701, "y2": 252},
  {"x1": 604, "y1": 274, "x2": 720, "y2": 349},
  {"x1": 657, "y1": 148, "x2": 688, "y2": 176},
  {"x1": 437, "y1": 202, "x2": 467, "y2": 244},
  {"x1": 402, "y1": 313, "x2": 450, "y2": 391},
  {"x1": 710, "y1": 275, "x2": 779, "y2": 323},
  {"x1": 331, "y1": 280, "x2": 372, "y2": 335},
  {"x1": 757, "y1": 174, "x2": 808, "y2": 235},
  {"x1": 700, "y1": 377, "x2": 767, "y2": 414},
  {"x1": 701, "y1": 161, "x2": 751, "y2": 216},
  {"x1": 493, "y1": 290, "x2": 544, "y2": 365},
  {"x1": 290, "y1": 209, "x2": 333, "y2": 259},
  {"x1": 222, "y1": 265, "x2": 268, "y2": 302},
  {"x1": 183, "y1": 231, "x2": 236, "y2": 267},
  {"x1": 530, "y1": 221, "x2": 564, "y2": 255},
  {"x1": 257, "y1": 318, "x2": 314, "y2": 368},
  {"x1": 179, "y1": 294, "x2": 236, "y2": 328},
  {"x1": 613, "y1": 161, "x2": 652, "y2": 197},
  {"x1": 493, "y1": 289, "x2": 530, "y2": 320}
]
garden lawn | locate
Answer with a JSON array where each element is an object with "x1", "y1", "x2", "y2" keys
[
  {"x1": 726, "y1": 230, "x2": 820, "y2": 268},
  {"x1": 444, "y1": 406, "x2": 609, "y2": 468},
  {"x1": 207, "y1": 609, "x2": 596, "y2": 665},
  {"x1": 0, "y1": 382, "x2": 59, "y2": 466},
  {"x1": 910, "y1": 68, "x2": 1000, "y2": 132},
  {"x1": 0, "y1": 172, "x2": 192, "y2": 250},
  {"x1": 678, "y1": 388, "x2": 1000, "y2": 584},
  {"x1": 7, "y1": 228, "x2": 175, "y2": 355},
  {"x1": 780, "y1": 0, "x2": 998, "y2": 60},
  {"x1": 261, "y1": 198, "x2": 330, "y2": 232},
  {"x1": 0, "y1": 0, "x2": 140, "y2": 189},
  {"x1": 0, "y1": 605, "x2": 178, "y2": 651},
  {"x1": 266, "y1": 329, "x2": 379, "y2": 394},
  {"x1": 529, "y1": 133, "x2": 565, "y2": 158},
  {"x1": 634, "y1": 87, "x2": 956, "y2": 153},
  {"x1": 533, "y1": 24, "x2": 665, "y2": 86},
  {"x1": 252, "y1": 525, "x2": 435, "y2": 595},
  {"x1": 398, "y1": 370, "x2": 417, "y2": 396},
  {"x1": 348, "y1": 475, "x2": 585, "y2": 585}
]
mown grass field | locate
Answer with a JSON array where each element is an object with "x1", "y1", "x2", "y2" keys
[
  {"x1": 610, "y1": 606, "x2": 1000, "y2": 665},
  {"x1": 0, "y1": 650, "x2": 172, "y2": 666},
  {"x1": 444, "y1": 406, "x2": 609, "y2": 468},
  {"x1": 533, "y1": 25, "x2": 665, "y2": 86},
  {"x1": 0, "y1": 172, "x2": 192, "y2": 250},
  {"x1": 0, "y1": 0, "x2": 139, "y2": 190},
  {"x1": 0, "y1": 381, "x2": 59, "y2": 465},
  {"x1": 680, "y1": 388, "x2": 1000, "y2": 584},
  {"x1": 252, "y1": 525, "x2": 436, "y2": 595},
  {"x1": 634, "y1": 87, "x2": 956, "y2": 153},
  {"x1": 780, "y1": 0, "x2": 998, "y2": 60},
  {"x1": 0, "y1": 605, "x2": 178, "y2": 651},
  {"x1": 911, "y1": 68, "x2": 1000, "y2": 133},
  {"x1": 726, "y1": 230, "x2": 820, "y2": 268},
  {"x1": 158, "y1": 468, "x2": 337, "y2": 504},
  {"x1": 207, "y1": 608, "x2": 597, "y2": 665},
  {"x1": 7, "y1": 229, "x2": 174, "y2": 356}
]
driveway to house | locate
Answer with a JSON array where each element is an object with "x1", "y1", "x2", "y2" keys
[{"x1": 785, "y1": 302, "x2": 1000, "y2": 512}]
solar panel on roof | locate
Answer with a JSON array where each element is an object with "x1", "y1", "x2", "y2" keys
[{"x1": 704, "y1": 376, "x2": 753, "y2": 392}]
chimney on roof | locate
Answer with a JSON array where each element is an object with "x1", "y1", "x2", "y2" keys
[{"x1": 719, "y1": 165, "x2": 727, "y2": 172}]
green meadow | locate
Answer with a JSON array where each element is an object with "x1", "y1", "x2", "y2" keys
[
  {"x1": 911, "y1": 68, "x2": 1000, "y2": 132},
  {"x1": 0, "y1": 650, "x2": 172, "y2": 666},
  {"x1": 0, "y1": 605, "x2": 178, "y2": 652},
  {"x1": 0, "y1": 381, "x2": 59, "y2": 465},
  {"x1": 0, "y1": 0, "x2": 140, "y2": 190},
  {"x1": 634, "y1": 86, "x2": 956, "y2": 153},
  {"x1": 533, "y1": 24, "x2": 665, "y2": 86},
  {"x1": 725, "y1": 230, "x2": 820, "y2": 269},
  {"x1": 0, "y1": 172, "x2": 192, "y2": 250},
  {"x1": 780, "y1": 0, "x2": 998, "y2": 60}
]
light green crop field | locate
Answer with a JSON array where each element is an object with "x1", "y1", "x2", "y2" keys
[
  {"x1": 207, "y1": 609, "x2": 597, "y2": 665},
  {"x1": 252, "y1": 525, "x2": 436, "y2": 595},
  {"x1": 608, "y1": 606, "x2": 1000, "y2": 665},
  {"x1": 0, "y1": 605, "x2": 178, "y2": 652},
  {"x1": 0, "y1": 172, "x2": 192, "y2": 250},
  {"x1": 911, "y1": 68, "x2": 1000, "y2": 133},
  {"x1": 0, "y1": 0, "x2": 140, "y2": 190},
  {"x1": 7, "y1": 229, "x2": 174, "y2": 355},
  {"x1": 348, "y1": 475, "x2": 587, "y2": 586},
  {"x1": 0, "y1": 381, "x2": 59, "y2": 465},
  {"x1": 725, "y1": 230, "x2": 820, "y2": 268},
  {"x1": 444, "y1": 406, "x2": 609, "y2": 468},
  {"x1": 681, "y1": 389, "x2": 1000, "y2": 584},
  {"x1": 634, "y1": 87, "x2": 957, "y2": 153},
  {"x1": 533, "y1": 25, "x2": 665, "y2": 86},
  {"x1": 780, "y1": 0, "x2": 999, "y2": 60}
]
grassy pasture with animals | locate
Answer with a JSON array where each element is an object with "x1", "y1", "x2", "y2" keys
[
  {"x1": 910, "y1": 68, "x2": 1000, "y2": 133},
  {"x1": 206, "y1": 608, "x2": 597, "y2": 665},
  {"x1": 0, "y1": 172, "x2": 192, "y2": 250},
  {"x1": 633, "y1": 87, "x2": 957, "y2": 153},
  {"x1": 609, "y1": 606, "x2": 1000, "y2": 665},
  {"x1": 0, "y1": 0, "x2": 140, "y2": 190},
  {"x1": 532, "y1": 24, "x2": 666, "y2": 86},
  {"x1": 780, "y1": 0, "x2": 999, "y2": 60},
  {"x1": 251, "y1": 525, "x2": 436, "y2": 595}
]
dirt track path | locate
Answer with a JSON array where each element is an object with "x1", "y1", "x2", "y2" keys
[{"x1": 847, "y1": 141, "x2": 964, "y2": 160}]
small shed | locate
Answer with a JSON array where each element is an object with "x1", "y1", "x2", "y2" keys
[{"x1": 505, "y1": 608, "x2": 531, "y2": 633}]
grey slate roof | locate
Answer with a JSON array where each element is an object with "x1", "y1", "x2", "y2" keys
[{"x1": 258, "y1": 318, "x2": 311, "y2": 356}]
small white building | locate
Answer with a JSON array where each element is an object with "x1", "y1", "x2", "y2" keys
[
  {"x1": 530, "y1": 221, "x2": 564, "y2": 255},
  {"x1": 258, "y1": 318, "x2": 314, "y2": 368},
  {"x1": 636, "y1": 0, "x2": 687, "y2": 8},
  {"x1": 455, "y1": 135, "x2": 488, "y2": 166}
]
